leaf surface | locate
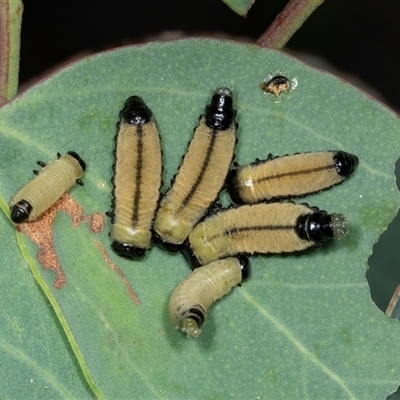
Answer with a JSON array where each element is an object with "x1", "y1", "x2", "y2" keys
[
  {"x1": 0, "y1": 199, "x2": 93, "y2": 398},
  {"x1": 0, "y1": 39, "x2": 399, "y2": 399}
]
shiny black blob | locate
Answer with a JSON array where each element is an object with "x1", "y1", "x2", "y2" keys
[
  {"x1": 237, "y1": 255, "x2": 250, "y2": 281},
  {"x1": 111, "y1": 241, "x2": 146, "y2": 260},
  {"x1": 296, "y1": 211, "x2": 334, "y2": 244},
  {"x1": 186, "y1": 308, "x2": 205, "y2": 329},
  {"x1": 11, "y1": 200, "x2": 32, "y2": 223},
  {"x1": 152, "y1": 231, "x2": 183, "y2": 253},
  {"x1": 67, "y1": 151, "x2": 86, "y2": 171},
  {"x1": 182, "y1": 243, "x2": 201, "y2": 270},
  {"x1": 333, "y1": 151, "x2": 359, "y2": 178},
  {"x1": 119, "y1": 96, "x2": 153, "y2": 125},
  {"x1": 226, "y1": 168, "x2": 243, "y2": 205},
  {"x1": 204, "y1": 88, "x2": 237, "y2": 131}
]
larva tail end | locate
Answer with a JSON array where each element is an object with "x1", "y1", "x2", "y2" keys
[
  {"x1": 67, "y1": 151, "x2": 86, "y2": 171},
  {"x1": 10, "y1": 200, "x2": 32, "y2": 223},
  {"x1": 152, "y1": 231, "x2": 183, "y2": 253},
  {"x1": 330, "y1": 213, "x2": 348, "y2": 239},
  {"x1": 111, "y1": 241, "x2": 146, "y2": 260},
  {"x1": 238, "y1": 256, "x2": 250, "y2": 281},
  {"x1": 181, "y1": 318, "x2": 202, "y2": 338},
  {"x1": 182, "y1": 243, "x2": 202, "y2": 270},
  {"x1": 226, "y1": 169, "x2": 244, "y2": 205}
]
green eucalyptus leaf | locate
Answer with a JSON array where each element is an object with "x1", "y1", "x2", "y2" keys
[
  {"x1": 222, "y1": 0, "x2": 255, "y2": 16},
  {"x1": 0, "y1": 39, "x2": 399, "y2": 399},
  {"x1": 0, "y1": 200, "x2": 94, "y2": 398}
]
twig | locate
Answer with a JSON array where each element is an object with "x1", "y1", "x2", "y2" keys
[
  {"x1": 0, "y1": 0, "x2": 23, "y2": 105},
  {"x1": 256, "y1": 0, "x2": 324, "y2": 49}
]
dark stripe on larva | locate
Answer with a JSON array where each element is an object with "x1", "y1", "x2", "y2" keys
[
  {"x1": 178, "y1": 128, "x2": 217, "y2": 209},
  {"x1": 255, "y1": 163, "x2": 335, "y2": 184},
  {"x1": 225, "y1": 225, "x2": 296, "y2": 235},
  {"x1": 132, "y1": 124, "x2": 143, "y2": 226},
  {"x1": 207, "y1": 224, "x2": 296, "y2": 242}
]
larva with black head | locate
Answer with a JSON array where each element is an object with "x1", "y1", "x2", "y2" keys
[
  {"x1": 228, "y1": 151, "x2": 358, "y2": 204},
  {"x1": 185, "y1": 202, "x2": 347, "y2": 267},
  {"x1": 153, "y1": 87, "x2": 237, "y2": 249},
  {"x1": 110, "y1": 96, "x2": 162, "y2": 260},
  {"x1": 169, "y1": 256, "x2": 249, "y2": 338},
  {"x1": 10, "y1": 151, "x2": 86, "y2": 223},
  {"x1": 260, "y1": 75, "x2": 290, "y2": 97}
]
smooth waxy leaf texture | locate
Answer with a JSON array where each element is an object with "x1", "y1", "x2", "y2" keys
[{"x1": 0, "y1": 39, "x2": 399, "y2": 399}]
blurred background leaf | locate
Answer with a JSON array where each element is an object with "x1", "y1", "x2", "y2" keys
[{"x1": 222, "y1": 0, "x2": 255, "y2": 16}]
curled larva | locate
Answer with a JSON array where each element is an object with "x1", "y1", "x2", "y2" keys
[
  {"x1": 228, "y1": 151, "x2": 358, "y2": 204},
  {"x1": 109, "y1": 96, "x2": 162, "y2": 260},
  {"x1": 169, "y1": 256, "x2": 249, "y2": 338},
  {"x1": 10, "y1": 151, "x2": 85, "y2": 223},
  {"x1": 185, "y1": 202, "x2": 347, "y2": 267},
  {"x1": 153, "y1": 87, "x2": 237, "y2": 250}
]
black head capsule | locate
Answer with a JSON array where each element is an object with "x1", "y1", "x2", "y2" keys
[
  {"x1": 184, "y1": 308, "x2": 206, "y2": 331},
  {"x1": 204, "y1": 87, "x2": 237, "y2": 130},
  {"x1": 333, "y1": 151, "x2": 359, "y2": 178},
  {"x1": 111, "y1": 241, "x2": 146, "y2": 260},
  {"x1": 296, "y1": 211, "x2": 348, "y2": 244},
  {"x1": 119, "y1": 96, "x2": 153, "y2": 125},
  {"x1": 11, "y1": 200, "x2": 32, "y2": 223}
]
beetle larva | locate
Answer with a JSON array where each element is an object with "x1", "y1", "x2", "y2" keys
[
  {"x1": 185, "y1": 202, "x2": 347, "y2": 267},
  {"x1": 153, "y1": 87, "x2": 237, "y2": 249},
  {"x1": 10, "y1": 151, "x2": 86, "y2": 223},
  {"x1": 228, "y1": 151, "x2": 358, "y2": 204},
  {"x1": 110, "y1": 96, "x2": 162, "y2": 259},
  {"x1": 169, "y1": 256, "x2": 249, "y2": 338}
]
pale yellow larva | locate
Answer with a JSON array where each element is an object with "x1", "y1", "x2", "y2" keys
[
  {"x1": 186, "y1": 202, "x2": 347, "y2": 266},
  {"x1": 10, "y1": 151, "x2": 85, "y2": 223},
  {"x1": 110, "y1": 96, "x2": 162, "y2": 260},
  {"x1": 153, "y1": 87, "x2": 237, "y2": 249},
  {"x1": 228, "y1": 151, "x2": 358, "y2": 204},
  {"x1": 169, "y1": 256, "x2": 249, "y2": 338}
]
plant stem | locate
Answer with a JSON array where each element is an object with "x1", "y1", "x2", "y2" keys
[
  {"x1": 0, "y1": 0, "x2": 23, "y2": 105},
  {"x1": 256, "y1": 0, "x2": 324, "y2": 49}
]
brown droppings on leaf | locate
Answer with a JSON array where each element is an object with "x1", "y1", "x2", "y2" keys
[
  {"x1": 18, "y1": 202, "x2": 65, "y2": 288},
  {"x1": 94, "y1": 240, "x2": 140, "y2": 306},
  {"x1": 85, "y1": 212, "x2": 105, "y2": 233},
  {"x1": 17, "y1": 193, "x2": 104, "y2": 288}
]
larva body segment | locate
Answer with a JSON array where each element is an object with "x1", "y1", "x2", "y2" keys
[
  {"x1": 187, "y1": 202, "x2": 347, "y2": 266},
  {"x1": 10, "y1": 151, "x2": 85, "y2": 223},
  {"x1": 153, "y1": 87, "x2": 237, "y2": 248},
  {"x1": 169, "y1": 257, "x2": 248, "y2": 338},
  {"x1": 110, "y1": 96, "x2": 162, "y2": 259},
  {"x1": 228, "y1": 151, "x2": 358, "y2": 204}
]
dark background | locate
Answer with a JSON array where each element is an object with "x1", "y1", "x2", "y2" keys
[{"x1": 19, "y1": 0, "x2": 400, "y2": 349}]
